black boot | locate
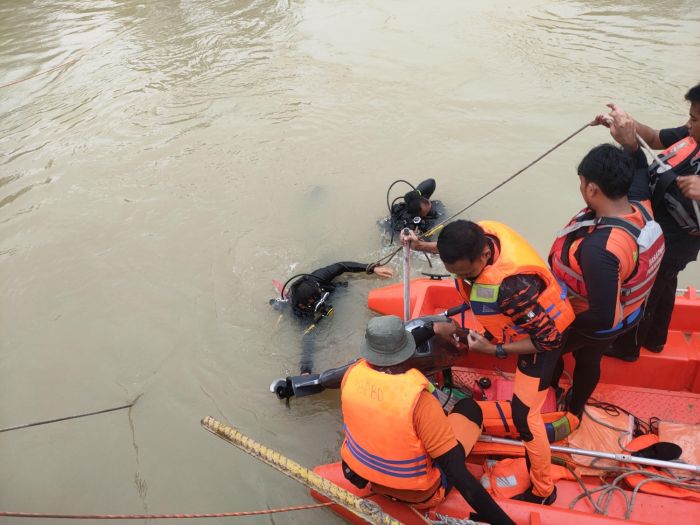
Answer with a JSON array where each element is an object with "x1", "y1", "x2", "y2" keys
[{"x1": 512, "y1": 486, "x2": 557, "y2": 505}]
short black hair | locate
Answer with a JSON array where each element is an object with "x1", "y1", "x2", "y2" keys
[
  {"x1": 685, "y1": 83, "x2": 700, "y2": 105},
  {"x1": 437, "y1": 220, "x2": 487, "y2": 264},
  {"x1": 404, "y1": 190, "x2": 429, "y2": 216},
  {"x1": 577, "y1": 144, "x2": 634, "y2": 199}
]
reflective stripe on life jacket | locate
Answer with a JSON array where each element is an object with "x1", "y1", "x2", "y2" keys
[
  {"x1": 340, "y1": 360, "x2": 441, "y2": 491},
  {"x1": 454, "y1": 221, "x2": 574, "y2": 344},
  {"x1": 548, "y1": 202, "x2": 665, "y2": 322},
  {"x1": 649, "y1": 136, "x2": 700, "y2": 235}
]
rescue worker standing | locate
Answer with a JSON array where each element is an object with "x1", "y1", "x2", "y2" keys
[
  {"x1": 548, "y1": 144, "x2": 664, "y2": 414},
  {"x1": 402, "y1": 221, "x2": 574, "y2": 505},
  {"x1": 592, "y1": 83, "x2": 700, "y2": 360},
  {"x1": 340, "y1": 315, "x2": 515, "y2": 525}
]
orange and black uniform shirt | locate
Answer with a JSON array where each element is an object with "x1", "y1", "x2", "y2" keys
[
  {"x1": 481, "y1": 237, "x2": 565, "y2": 352},
  {"x1": 568, "y1": 204, "x2": 649, "y2": 337}
]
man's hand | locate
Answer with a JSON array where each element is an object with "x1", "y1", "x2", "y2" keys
[
  {"x1": 604, "y1": 103, "x2": 638, "y2": 151},
  {"x1": 400, "y1": 229, "x2": 419, "y2": 247},
  {"x1": 466, "y1": 330, "x2": 495, "y2": 355},
  {"x1": 678, "y1": 176, "x2": 700, "y2": 201},
  {"x1": 591, "y1": 114, "x2": 613, "y2": 127},
  {"x1": 433, "y1": 320, "x2": 467, "y2": 350},
  {"x1": 373, "y1": 265, "x2": 394, "y2": 278},
  {"x1": 399, "y1": 228, "x2": 438, "y2": 253}
]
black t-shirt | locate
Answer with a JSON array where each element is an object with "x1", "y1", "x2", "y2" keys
[
  {"x1": 659, "y1": 125, "x2": 689, "y2": 148},
  {"x1": 628, "y1": 126, "x2": 700, "y2": 270}
]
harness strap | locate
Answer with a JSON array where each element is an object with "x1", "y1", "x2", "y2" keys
[
  {"x1": 595, "y1": 216, "x2": 641, "y2": 239},
  {"x1": 494, "y1": 402, "x2": 511, "y2": 434}
]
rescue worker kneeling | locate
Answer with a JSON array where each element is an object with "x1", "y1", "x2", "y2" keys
[
  {"x1": 402, "y1": 220, "x2": 575, "y2": 505},
  {"x1": 341, "y1": 315, "x2": 515, "y2": 525}
]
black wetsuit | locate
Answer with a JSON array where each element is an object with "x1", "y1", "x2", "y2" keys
[
  {"x1": 293, "y1": 262, "x2": 373, "y2": 374},
  {"x1": 612, "y1": 128, "x2": 700, "y2": 358}
]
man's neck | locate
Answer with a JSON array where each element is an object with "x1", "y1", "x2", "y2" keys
[{"x1": 592, "y1": 197, "x2": 633, "y2": 218}]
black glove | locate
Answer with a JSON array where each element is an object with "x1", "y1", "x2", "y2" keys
[{"x1": 270, "y1": 378, "x2": 294, "y2": 400}]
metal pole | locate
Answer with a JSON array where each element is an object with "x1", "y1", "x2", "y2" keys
[
  {"x1": 636, "y1": 132, "x2": 700, "y2": 227},
  {"x1": 402, "y1": 228, "x2": 411, "y2": 321},
  {"x1": 479, "y1": 435, "x2": 700, "y2": 474}
]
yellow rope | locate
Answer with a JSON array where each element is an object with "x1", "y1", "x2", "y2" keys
[{"x1": 201, "y1": 417, "x2": 406, "y2": 525}]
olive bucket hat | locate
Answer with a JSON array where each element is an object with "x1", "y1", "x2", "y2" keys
[{"x1": 360, "y1": 315, "x2": 416, "y2": 367}]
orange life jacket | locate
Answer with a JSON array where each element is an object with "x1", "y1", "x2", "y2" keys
[
  {"x1": 480, "y1": 457, "x2": 575, "y2": 499},
  {"x1": 454, "y1": 221, "x2": 574, "y2": 344},
  {"x1": 340, "y1": 359, "x2": 442, "y2": 491},
  {"x1": 548, "y1": 202, "x2": 665, "y2": 326},
  {"x1": 649, "y1": 136, "x2": 700, "y2": 235},
  {"x1": 623, "y1": 434, "x2": 700, "y2": 501},
  {"x1": 653, "y1": 136, "x2": 700, "y2": 175}
]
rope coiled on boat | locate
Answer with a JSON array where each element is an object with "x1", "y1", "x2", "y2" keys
[
  {"x1": 429, "y1": 512, "x2": 483, "y2": 525},
  {"x1": 566, "y1": 464, "x2": 700, "y2": 519}
]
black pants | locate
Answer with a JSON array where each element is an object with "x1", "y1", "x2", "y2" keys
[
  {"x1": 551, "y1": 330, "x2": 610, "y2": 417},
  {"x1": 612, "y1": 242, "x2": 696, "y2": 358}
]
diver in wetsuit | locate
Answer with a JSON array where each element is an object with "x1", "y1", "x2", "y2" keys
[
  {"x1": 385, "y1": 178, "x2": 446, "y2": 241},
  {"x1": 272, "y1": 261, "x2": 393, "y2": 374}
]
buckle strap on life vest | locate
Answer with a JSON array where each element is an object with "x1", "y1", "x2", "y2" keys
[
  {"x1": 595, "y1": 216, "x2": 642, "y2": 238},
  {"x1": 557, "y1": 203, "x2": 649, "y2": 241}
]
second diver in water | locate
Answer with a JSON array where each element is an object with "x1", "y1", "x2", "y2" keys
[
  {"x1": 383, "y1": 178, "x2": 446, "y2": 241},
  {"x1": 271, "y1": 261, "x2": 393, "y2": 374}
]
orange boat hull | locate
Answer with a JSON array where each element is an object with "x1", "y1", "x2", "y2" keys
[
  {"x1": 312, "y1": 461, "x2": 698, "y2": 525},
  {"x1": 311, "y1": 279, "x2": 700, "y2": 525},
  {"x1": 368, "y1": 279, "x2": 700, "y2": 394}
]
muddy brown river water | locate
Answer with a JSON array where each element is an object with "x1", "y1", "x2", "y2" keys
[{"x1": 1, "y1": 1, "x2": 699, "y2": 523}]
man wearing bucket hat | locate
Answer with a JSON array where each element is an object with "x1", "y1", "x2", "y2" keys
[{"x1": 339, "y1": 315, "x2": 515, "y2": 525}]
